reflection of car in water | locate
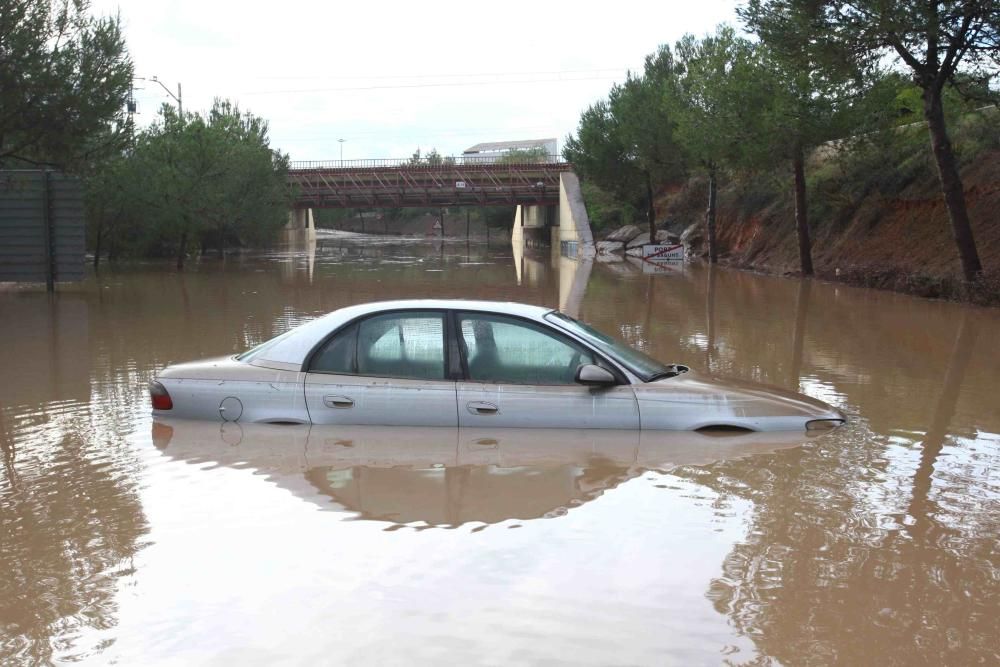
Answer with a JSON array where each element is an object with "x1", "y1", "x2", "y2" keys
[
  {"x1": 149, "y1": 300, "x2": 845, "y2": 431},
  {"x1": 152, "y1": 420, "x2": 825, "y2": 526}
]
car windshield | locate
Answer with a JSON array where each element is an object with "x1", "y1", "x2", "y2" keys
[{"x1": 544, "y1": 312, "x2": 674, "y2": 381}]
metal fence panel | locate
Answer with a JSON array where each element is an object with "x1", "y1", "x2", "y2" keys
[
  {"x1": 0, "y1": 170, "x2": 85, "y2": 285},
  {"x1": 49, "y1": 174, "x2": 85, "y2": 281}
]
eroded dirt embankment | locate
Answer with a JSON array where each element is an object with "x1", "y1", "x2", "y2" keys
[{"x1": 657, "y1": 148, "x2": 1000, "y2": 305}]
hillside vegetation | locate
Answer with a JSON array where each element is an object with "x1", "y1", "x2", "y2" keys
[
  {"x1": 566, "y1": 2, "x2": 999, "y2": 301},
  {"x1": 656, "y1": 110, "x2": 1000, "y2": 304}
]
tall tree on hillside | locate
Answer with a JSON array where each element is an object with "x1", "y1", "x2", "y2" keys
[
  {"x1": 742, "y1": 1, "x2": 998, "y2": 281},
  {"x1": 672, "y1": 26, "x2": 770, "y2": 263},
  {"x1": 0, "y1": 0, "x2": 133, "y2": 169},
  {"x1": 740, "y1": 6, "x2": 868, "y2": 276}
]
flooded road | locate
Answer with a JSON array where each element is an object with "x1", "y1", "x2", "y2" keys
[{"x1": 1, "y1": 239, "x2": 998, "y2": 665}]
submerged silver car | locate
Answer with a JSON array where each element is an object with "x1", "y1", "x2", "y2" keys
[{"x1": 149, "y1": 299, "x2": 845, "y2": 431}]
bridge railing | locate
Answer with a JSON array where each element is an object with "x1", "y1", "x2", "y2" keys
[{"x1": 289, "y1": 155, "x2": 568, "y2": 171}]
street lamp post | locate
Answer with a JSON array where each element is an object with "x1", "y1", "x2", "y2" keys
[
  {"x1": 148, "y1": 76, "x2": 183, "y2": 117},
  {"x1": 338, "y1": 138, "x2": 346, "y2": 164}
]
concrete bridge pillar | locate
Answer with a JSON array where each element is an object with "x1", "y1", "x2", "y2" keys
[
  {"x1": 511, "y1": 204, "x2": 555, "y2": 248},
  {"x1": 284, "y1": 208, "x2": 316, "y2": 241}
]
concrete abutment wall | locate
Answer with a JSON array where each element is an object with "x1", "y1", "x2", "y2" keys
[{"x1": 511, "y1": 172, "x2": 594, "y2": 255}]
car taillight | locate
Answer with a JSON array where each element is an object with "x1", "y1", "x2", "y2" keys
[
  {"x1": 149, "y1": 380, "x2": 173, "y2": 410},
  {"x1": 151, "y1": 421, "x2": 174, "y2": 449}
]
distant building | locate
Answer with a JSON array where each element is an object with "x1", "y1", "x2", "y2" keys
[{"x1": 462, "y1": 138, "x2": 557, "y2": 163}]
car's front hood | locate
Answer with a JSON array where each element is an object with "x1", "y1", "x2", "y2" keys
[{"x1": 633, "y1": 370, "x2": 845, "y2": 430}]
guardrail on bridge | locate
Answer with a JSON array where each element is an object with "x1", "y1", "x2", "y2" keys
[{"x1": 289, "y1": 155, "x2": 569, "y2": 170}]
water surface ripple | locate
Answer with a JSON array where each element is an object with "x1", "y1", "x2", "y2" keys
[{"x1": 1, "y1": 240, "x2": 998, "y2": 665}]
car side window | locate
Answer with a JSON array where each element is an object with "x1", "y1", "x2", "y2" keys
[
  {"x1": 458, "y1": 314, "x2": 594, "y2": 385},
  {"x1": 310, "y1": 324, "x2": 357, "y2": 374},
  {"x1": 357, "y1": 312, "x2": 446, "y2": 380}
]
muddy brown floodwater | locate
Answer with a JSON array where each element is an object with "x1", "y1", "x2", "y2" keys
[{"x1": 1, "y1": 238, "x2": 998, "y2": 665}]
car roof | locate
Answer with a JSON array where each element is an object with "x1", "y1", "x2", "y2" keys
[{"x1": 251, "y1": 299, "x2": 555, "y2": 367}]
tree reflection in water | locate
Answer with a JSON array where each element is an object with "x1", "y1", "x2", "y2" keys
[
  {"x1": 0, "y1": 296, "x2": 151, "y2": 664},
  {"x1": 687, "y1": 313, "x2": 996, "y2": 665},
  {"x1": 0, "y1": 431, "x2": 148, "y2": 664}
]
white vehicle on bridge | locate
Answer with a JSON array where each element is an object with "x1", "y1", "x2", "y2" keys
[{"x1": 149, "y1": 299, "x2": 846, "y2": 431}]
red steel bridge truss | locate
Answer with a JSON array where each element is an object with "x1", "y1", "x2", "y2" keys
[{"x1": 287, "y1": 157, "x2": 573, "y2": 209}]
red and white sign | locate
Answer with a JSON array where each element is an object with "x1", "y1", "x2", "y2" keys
[{"x1": 641, "y1": 244, "x2": 685, "y2": 263}]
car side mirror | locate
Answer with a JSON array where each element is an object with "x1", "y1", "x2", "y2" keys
[{"x1": 575, "y1": 364, "x2": 616, "y2": 386}]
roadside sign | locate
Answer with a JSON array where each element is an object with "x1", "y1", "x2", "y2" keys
[
  {"x1": 626, "y1": 256, "x2": 685, "y2": 275},
  {"x1": 641, "y1": 260, "x2": 683, "y2": 274},
  {"x1": 641, "y1": 243, "x2": 684, "y2": 263}
]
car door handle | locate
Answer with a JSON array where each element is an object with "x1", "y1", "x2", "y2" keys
[
  {"x1": 323, "y1": 395, "x2": 355, "y2": 409},
  {"x1": 466, "y1": 401, "x2": 498, "y2": 415}
]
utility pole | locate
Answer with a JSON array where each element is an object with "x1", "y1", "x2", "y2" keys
[{"x1": 126, "y1": 79, "x2": 137, "y2": 147}]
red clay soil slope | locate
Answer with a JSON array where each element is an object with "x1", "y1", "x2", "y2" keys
[{"x1": 664, "y1": 148, "x2": 1000, "y2": 304}]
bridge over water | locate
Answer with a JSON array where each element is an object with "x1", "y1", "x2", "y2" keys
[
  {"x1": 285, "y1": 156, "x2": 594, "y2": 252},
  {"x1": 287, "y1": 156, "x2": 573, "y2": 209}
]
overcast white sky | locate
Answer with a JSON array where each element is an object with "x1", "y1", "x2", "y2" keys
[{"x1": 91, "y1": 0, "x2": 742, "y2": 163}]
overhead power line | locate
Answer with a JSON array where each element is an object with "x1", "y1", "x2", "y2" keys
[
  {"x1": 245, "y1": 67, "x2": 629, "y2": 81},
  {"x1": 240, "y1": 74, "x2": 623, "y2": 96}
]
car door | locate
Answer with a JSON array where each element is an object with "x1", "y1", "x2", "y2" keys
[
  {"x1": 304, "y1": 310, "x2": 458, "y2": 426},
  {"x1": 454, "y1": 312, "x2": 639, "y2": 429}
]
